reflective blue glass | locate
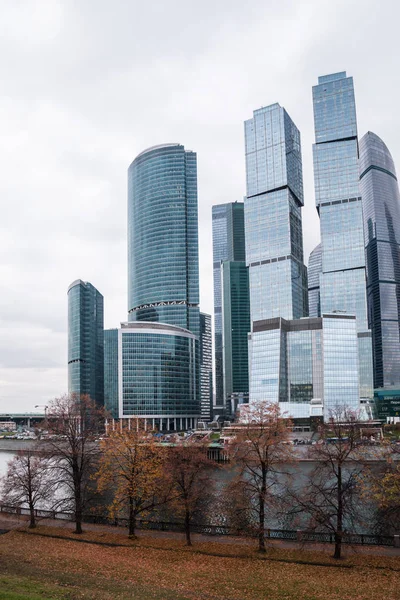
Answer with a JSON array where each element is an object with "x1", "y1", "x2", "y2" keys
[
  {"x1": 212, "y1": 202, "x2": 246, "y2": 410},
  {"x1": 120, "y1": 323, "x2": 198, "y2": 419},
  {"x1": 68, "y1": 280, "x2": 104, "y2": 405},
  {"x1": 221, "y1": 261, "x2": 250, "y2": 414},
  {"x1": 199, "y1": 313, "x2": 213, "y2": 421},
  {"x1": 244, "y1": 103, "x2": 308, "y2": 322},
  {"x1": 308, "y1": 243, "x2": 322, "y2": 317},
  {"x1": 312, "y1": 72, "x2": 372, "y2": 403},
  {"x1": 323, "y1": 317, "x2": 360, "y2": 415},
  {"x1": 249, "y1": 315, "x2": 359, "y2": 420},
  {"x1": 360, "y1": 132, "x2": 400, "y2": 388},
  {"x1": 128, "y1": 144, "x2": 200, "y2": 337},
  {"x1": 104, "y1": 328, "x2": 118, "y2": 418}
]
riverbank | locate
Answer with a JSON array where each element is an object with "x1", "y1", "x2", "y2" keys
[{"x1": 0, "y1": 519, "x2": 398, "y2": 599}]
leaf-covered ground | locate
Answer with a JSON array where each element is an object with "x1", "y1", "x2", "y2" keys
[{"x1": 0, "y1": 527, "x2": 398, "y2": 599}]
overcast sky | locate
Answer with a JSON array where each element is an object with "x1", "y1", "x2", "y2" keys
[{"x1": 0, "y1": 0, "x2": 399, "y2": 412}]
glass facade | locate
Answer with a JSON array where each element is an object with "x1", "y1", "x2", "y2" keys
[
  {"x1": 221, "y1": 261, "x2": 250, "y2": 415},
  {"x1": 199, "y1": 313, "x2": 213, "y2": 421},
  {"x1": 249, "y1": 315, "x2": 359, "y2": 420},
  {"x1": 323, "y1": 316, "x2": 360, "y2": 416},
  {"x1": 119, "y1": 322, "x2": 198, "y2": 428},
  {"x1": 68, "y1": 280, "x2": 104, "y2": 405},
  {"x1": 244, "y1": 103, "x2": 308, "y2": 322},
  {"x1": 212, "y1": 201, "x2": 246, "y2": 411},
  {"x1": 359, "y1": 132, "x2": 400, "y2": 389},
  {"x1": 104, "y1": 328, "x2": 118, "y2": 419},
  {"x1": 312, "y1": 72, "x2": 373, "y2": 404},
  {"x1": 128, "y1": 144, "x2": 200, "y2": 337},
  {"x1": 308, "y1": 243, "x2": 322, "y2": 317}
]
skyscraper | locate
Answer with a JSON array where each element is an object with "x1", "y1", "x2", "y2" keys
[
  {"x1": 359, "y1": 131, "x2": 400, "y2": 388},
  {"x1": 123, "y1": 144, "x2": 201, "y2": 428},
  {"x1": 68, "y1": 280, "x2": 104, "y2": 405},
  {"x1": 244, "y1": 101, "x2": 360, "y2": 420},
  {"x1": 221, "y1": 260, "x2": 250, "y2": 415},
  {"x1": 308, "y1": 243, "x2": 322, "y2": 318},
  {"x1": 128, "y1": 143, "x2": 199, "y2": 337},
  {"x1": 244, "y1": 103, "x2": 310, "y2": 418},
  {"x1": 200, "y1": 313, "x2": 213, "y2": 421},
  {"x1": 244, "y1": 103, "x2": 308, "y2": 322},
  {"x1": 312, "y1": 72, "x2": 373, "y2": 405},
  {"x1": 212, "y1": 201, "x2": 246, "y2": 414},
  {"x1": 118, "y1": 321, "x2": 199, "y2": 431},
  {"x1": 104, "y1": 328, "x2": 118, "y2": 418},
  {"x1": 249, "y1": 315, "x2": 360, "y2": 418}
]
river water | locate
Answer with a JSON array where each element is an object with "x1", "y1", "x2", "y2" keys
[{"x1": 0, "y1": 451, "x2": 16, "y2": 476}]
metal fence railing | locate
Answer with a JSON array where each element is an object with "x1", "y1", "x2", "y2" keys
[{"x1": 0, "y1": 503, "x2": 396, "y2": 547}]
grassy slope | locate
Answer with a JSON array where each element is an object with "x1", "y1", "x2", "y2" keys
[{"x1": 0, "y1": 527, "x2": 398, "y2": 600}]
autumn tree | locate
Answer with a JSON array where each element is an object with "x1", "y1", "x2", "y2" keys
[
  {"x1": 364, "y1": 442, "x2": 400, "y2": 534},
  {"x1": 42, "y1": 394, "x2": 105, "y2": 534},
  {"x1": 166, "y1": 442, "x2": 217, "y2": 546},
  {"x1": 1, "y1": 450, "x2": 56, "y2": 528},
  {"x1": 96, "y1": 425, "x2": 166, "y2": 538},
  {"x1": 289, "y1": 407, "x2": 366, "y2": 559},
  {"x1": 229, "y1": 401, "x2": 294, "y2": 552}
]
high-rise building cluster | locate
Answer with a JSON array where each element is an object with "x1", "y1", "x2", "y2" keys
[{"x1": 68, "y1": 71, "x2": 400, "y2": 428}]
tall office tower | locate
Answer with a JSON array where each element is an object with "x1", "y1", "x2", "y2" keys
[
  {"x1": 104, "y1": 328, "x2": 118, "y2": 419},
  {"x1": 200, "y1": 313, "x2": 213, "y2": 421},
  {"x1": 212, "y1": 201, "x2": 246, "y2": 415},
  {"x1": 359, "y1": 132, "x2": 400, "y2": 389},
  {"x1": 68, "y1": 280, "x2": 104, "y2": 405},
  {"x1": 308, "y1": 243, "x2": 322, "y2": 317},
  {"x1": 244, "y1": 103, "x2": 310, "y2": 419},
  {"x1": 221, "y1": 260, "x2": 250, "y2": 416},
  {"x1": 125, "y1": 144, "x2": 201, "y2": 428},
  {"x1": 244, "y1": 103, "x2": 308, "y2": 322},
  {"x1": 128, "y1": 144, "x2": 200, "y2": 337},
  {"x1": 312, "y1": 72, "x2": 373, "y2": 405}
]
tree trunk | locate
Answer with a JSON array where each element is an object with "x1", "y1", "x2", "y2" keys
[
  {"x1": 128, "y1": 496, "x2": 136, "y2": 538},
  {"x1": 73, "y1": 462, "x2": 83, "y2": 534},
  {"x1": 28, "y1": 501, "x2": 36, "y2": 529},
  {"x1": 184, "y1": 508, "x2": 192, "y2": 546},
  {"x1": 334, "y1": 464, "x2": 343, "y2": 559},
  {"x1": 258, "y1": 469, "x2": 266, "y2": 552}
]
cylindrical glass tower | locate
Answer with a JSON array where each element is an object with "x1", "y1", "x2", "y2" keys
[
  {"x1": 360, "y1": 132, "x2": 400, "y2": 388},
  {"x1": 128, "y1": 143, "x2": 200, "y2": 337}
]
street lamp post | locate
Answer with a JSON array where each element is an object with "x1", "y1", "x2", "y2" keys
[{"x1": 34, "y1": 404, "x2": 48, "y2": 421}]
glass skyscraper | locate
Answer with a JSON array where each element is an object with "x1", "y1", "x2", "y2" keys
[
  {"x1": 308, "y1": 243, "x2": 322, "y2": 318},
  {"x1": 124, "y1": 144, "x2": 201, "y2": 427},
  {"x1": 104, "y1": 328, "x2": 118, "y2": 418},
  {"x1": 128, "y1": 144, "x2": 200, "y2": 337},
  {"x1": 249, "y1": 315, "x2": 360, "y2": 420},
  {"x1": 359, "y1": 131, "x2": 400, "y2": 388},
  {"x1": 312, "y1": 72, "x2": 373, "y2": 404},
  {"x1": 119, "y1": 322, "x2": 199, "y2": 431},
  {"x1": 200, "y1": 313, "x2": 213, "y2": 421},
  {"x1": 221, "y1": 260, "x2": 250, "y2": 416},
  {"x1": 212, "y1": 201, "x2": 246, "y2": 414},
  {"x1": 244, "y1": 103, "x2": 308, "y2": 322},
  {"x1": 243, "y1": 99, "x2": 363, "y2": 421},
  {"x1": 68, "y1": 280, "x2": 104, "y2": 405},
  {"x1": 244, "y1": 103, "x2": 311, "y2": 419}
]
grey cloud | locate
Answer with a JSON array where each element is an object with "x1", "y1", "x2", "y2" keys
[{"x1": 0, "y1": 0, "x2": 399, "y2": 410}]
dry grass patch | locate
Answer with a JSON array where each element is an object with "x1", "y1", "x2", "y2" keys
[{"x1": 0, "y1": 527, "x2": 397, "y2": 600}]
